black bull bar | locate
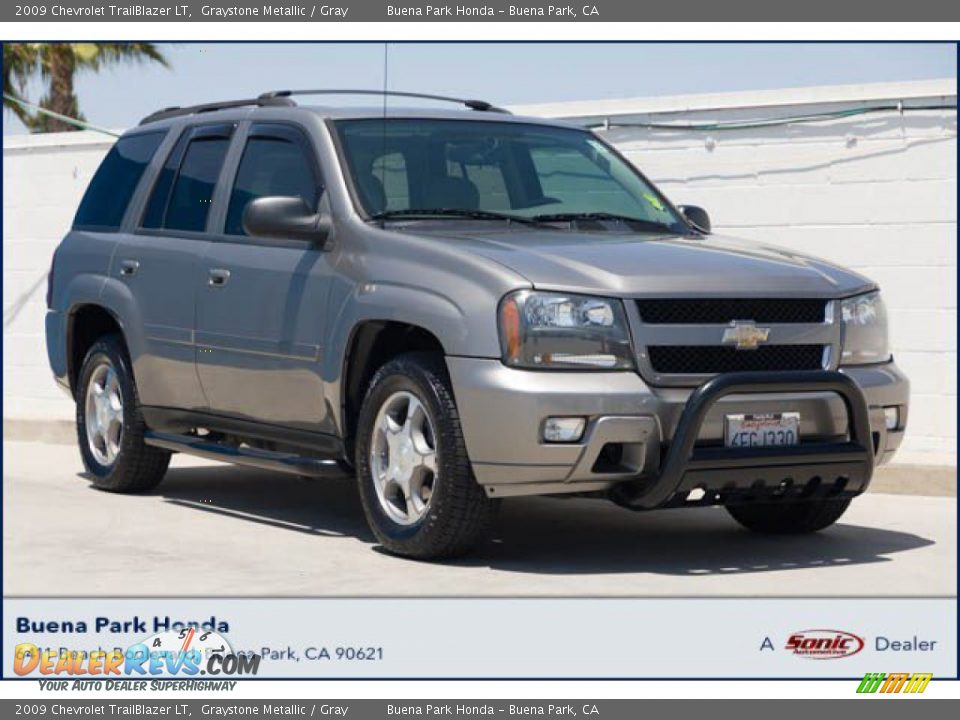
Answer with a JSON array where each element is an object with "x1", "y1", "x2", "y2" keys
[{"x1": 610, "y1": 370, "x2": 875, "y2": 509}]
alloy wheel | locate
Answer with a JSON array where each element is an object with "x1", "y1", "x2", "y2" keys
[
  {"x1": 369, "y1": 391, "x2": 438, "y2": 525},
  {"x1": 84, "y1": 362, "x2": 124, "y2": 466}
]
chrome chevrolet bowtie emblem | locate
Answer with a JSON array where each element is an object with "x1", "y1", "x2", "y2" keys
[{"x1": 722, "y1": 320, "x2": 771, "y2": 350}]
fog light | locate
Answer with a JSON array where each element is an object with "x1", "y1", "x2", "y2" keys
[
  {"x1": 543, "y1": 417, "x2": 586, "y2": 443},
  {"x1": 884, "y1": 406, "x2": 900, "y2": 431}
]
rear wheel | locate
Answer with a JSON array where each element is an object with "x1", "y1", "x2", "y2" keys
[
  {"x1": 355, "y1": 353, "x2": 497, "y2": 559},
  {"x1": 76, "y1": 334, "x2": 170, "y2": 493},
  {"x1": 725, "y1": 497, "x2": 851, "y2": 534}
]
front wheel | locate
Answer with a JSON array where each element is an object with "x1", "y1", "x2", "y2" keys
[
  {"x1": 355, "y1": 353, "x2": 497, "y2": 559},
  {"x1": 725, "y1": 497, "x2": 852, "y2": 534}
]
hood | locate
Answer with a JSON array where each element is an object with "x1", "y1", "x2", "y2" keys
[{"x1": 411, "y1": 226, "x2": 875, "y2": 298}]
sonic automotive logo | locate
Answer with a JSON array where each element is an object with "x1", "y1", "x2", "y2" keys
[
  {"x1": 14, "y1": 629, "x2": 260, "y2": 676},
  {"x1": 857, "y1": 672, "x2": 933, "y2": 694},
  {"x1": 785, "y1": 629, "x2": 865, "y2": 659}
]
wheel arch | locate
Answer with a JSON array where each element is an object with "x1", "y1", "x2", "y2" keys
[
  {"x1": 60, "y1": 272, "x2": 146, "y2": 397},
  {"x1": 338, "y1": 319, "x2": 447, "y2": 463},
  {"x1": 65, "y1": 303, "x2": 128, "y2": 398}
]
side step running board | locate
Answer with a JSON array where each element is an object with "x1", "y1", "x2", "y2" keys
[{"x1": 144, "y1": 431, "x2": 350, "y2": 478}]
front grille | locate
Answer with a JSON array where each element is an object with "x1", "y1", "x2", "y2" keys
[
  {"x1": 648, "y1": 345, "x2": 825, "y2": 374},
  {"x1": 636, "y1": 298, "x2": 828, "y2": 325}
]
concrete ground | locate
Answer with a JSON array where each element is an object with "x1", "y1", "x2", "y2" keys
[{"x1": 3, "y1": 439, "x2": 956, "y2": 597}]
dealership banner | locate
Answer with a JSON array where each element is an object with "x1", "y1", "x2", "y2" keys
[
  {"x1": 4, "y1": 597, "x2": 955, "y2": 679},
  {"x1": 5, "y1": 0, "x2": 960, "y2": 22}
]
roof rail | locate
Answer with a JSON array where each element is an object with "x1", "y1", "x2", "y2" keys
[
  {"x1": 258, "y1": 89, "x2": 511, "y2": 114},
  {"x1": 139, "y1": 89, "x2": 509, "y2": 126},
  {"x1": 139, "y1": 95, "x2": 295, "y2": 125}
]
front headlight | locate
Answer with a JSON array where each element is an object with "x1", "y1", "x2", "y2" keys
[
  {"x1": 840, "y1": 291, "x2": 890, "y2": 365},
  {"x1": 498, "y1": 290, "x2": 634, "y2": 370}
]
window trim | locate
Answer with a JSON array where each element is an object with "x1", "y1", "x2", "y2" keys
[
  {"x1": 218, "y1": 122, "x2": 325, "y2": 239},
  {"x1": 136, "y1": 122, "x2": 236, "y2": 235}
]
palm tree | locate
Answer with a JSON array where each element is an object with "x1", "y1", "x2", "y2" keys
[
  {"x1": 3, "y1": 43, "x2": 169, "y2": 132},
  {"x1": 2, "y1": 43, "x2": 39, "y2": 125}
]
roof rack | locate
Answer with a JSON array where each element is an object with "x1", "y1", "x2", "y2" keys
[
  {"x1": 257, "y1": 89, "x2": 511, "y2": 114},
  {"x1": 139, "y1": 95, "x2": 295, "y2": 125},
  {"x1": 139, "y1": 89, "x2": 509, "y2": 126}
]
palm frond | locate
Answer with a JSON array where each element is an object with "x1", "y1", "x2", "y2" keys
[
  {"x1": 90, "y1": 43, "x2": 171, "y2": 69},
  {"x1": 2, "y1": 44, "x2": 40, "y2": 124},
  {"x1": 2, "y1": 42, "x2": 170, "y2": 132}
]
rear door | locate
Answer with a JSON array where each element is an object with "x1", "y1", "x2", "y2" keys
[
  {"x1": 121, "y1": 123, "x2": 234, "y2": 411},
  {"x1": 194, "y1": 122, "x2": 334, "y2": 433}
]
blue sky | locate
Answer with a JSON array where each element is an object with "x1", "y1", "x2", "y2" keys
[{"x1": 3, "y1": 43, "x2": 956, "y2": 135}]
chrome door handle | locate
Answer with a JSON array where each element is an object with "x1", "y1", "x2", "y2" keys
[
  {"x1": 208, "y1": 268, "x2": 231, "y2": 287},
  {"x1": 119, "y1": 259, "x2": 139, "y2": 277}
]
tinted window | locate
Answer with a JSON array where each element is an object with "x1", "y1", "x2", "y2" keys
[
  {"x1": 371, "y1": 152, "x2": 408, "y2": 213},
  {"x1": 73, "y1": 132, "x2": 164, "y2": 230},
  {"x1": 225, "y1": 136, "x2": 318, "y2": 235},
  {"x1": 163, "y1": 137, "x2": 230, "y2": 232},
  {"x1": 529, "y1": 146, "x2": 661, "y2": 217},
  {"x1": 141, "y1": 132, "x2": 190, "y2": 229},
  {"x1": 447, "y1": 155, "x2": 509, "y2": 212},
  {"x1": 335, "y1": 119, "x2": 686, "y2": 232}
]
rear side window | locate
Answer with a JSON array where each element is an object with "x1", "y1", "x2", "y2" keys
[
  {"x1": 164, "y1": 138, "x2": 230, "y2": 231},
  {"x1": 141, "y1": 132, "x2": 190, "y2": 229},
  {"x1": 141, "y1": 125, "x2": 232, "y2": 233},
  {"x1": 72, "y1": 132, "x2": 164, "y2": 231},
  {"x1": 225, "y1": 136, "x2": 318, "y2": 236}
]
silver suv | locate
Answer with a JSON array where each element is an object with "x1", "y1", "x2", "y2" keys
[{"x1": 45, "y1": 90, "x2": 909, "y2": 559}]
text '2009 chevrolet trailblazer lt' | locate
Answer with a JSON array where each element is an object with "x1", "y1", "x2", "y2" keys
[{"x1": 46, "y1": 90, "x2": 909, "y2": 559}]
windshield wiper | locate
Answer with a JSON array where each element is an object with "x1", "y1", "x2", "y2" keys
[
  {"x1": 531, "y1": 212, "x2": 679, "y2": 233},
  {"x1": 371, "y1": 208, "x2": 543, "y2": 226}
]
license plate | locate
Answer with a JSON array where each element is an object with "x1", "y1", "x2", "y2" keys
[{"x1": 725, "y1": 412, "x2": 800, "y2": 448}]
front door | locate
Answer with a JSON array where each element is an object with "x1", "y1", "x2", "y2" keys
[{"x1": 195, "y1": 123, "x2": 333, "y2": 434}]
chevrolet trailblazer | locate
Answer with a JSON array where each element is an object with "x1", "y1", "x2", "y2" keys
[{"x1": 46, "y1": 90, "x2": 909, "y2": 558}]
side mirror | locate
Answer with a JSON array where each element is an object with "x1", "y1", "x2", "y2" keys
[
  {"x1": 678, "y1": 205, "x2": 711, "y2": 234},
  {"x1": 242, "y1": 196, "x2": 331, "y2": 245}
]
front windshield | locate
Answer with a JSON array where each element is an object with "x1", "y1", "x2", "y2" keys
[{"x1": 334, "y1": 118, "x2": 688, "y2": 232}]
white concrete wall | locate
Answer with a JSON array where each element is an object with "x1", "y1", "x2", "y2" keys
[
  {"x1": 515, "y1": 80, "x2": 957, "y2": 466},
  {"x1": 3, "y1": 131, "x2": 116, "y2": 422},
  {"x1": 4, "y1": 80, "x2": 957, "y2": 465}
]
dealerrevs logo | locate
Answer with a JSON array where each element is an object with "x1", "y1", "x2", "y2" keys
[
  {"x1": 13, "y1": 629, "x2": 260, "y2": 676},
  {"x1": 786, "y1": 629, "x2": 865, "y2": 659}
]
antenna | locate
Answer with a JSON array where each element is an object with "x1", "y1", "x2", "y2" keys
[{"x1": 380, "y1": 43, "x2": 389, "y2": 228}]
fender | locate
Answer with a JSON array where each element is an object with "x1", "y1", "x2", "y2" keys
[
  {"x1": 48, "y1": 272, "x2": 103, "y2": 382},
  {"x1": 60, "y1": 276, "x2": 148, "y2": 398},
  {"x1": 322, "y1": 281, "x2": 470, "y2": 436},
  {"x1": 55, "y1": 273, "x2": 114, "y2": 389},
  {"x1": 94, "y1": 276, "x2": 149, "y2": 367}
]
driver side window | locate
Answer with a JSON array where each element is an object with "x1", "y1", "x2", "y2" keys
[{"x1": 225, "y1": 130, "x2": 320, "y2": 236}]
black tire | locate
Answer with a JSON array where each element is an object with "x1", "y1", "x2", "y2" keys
[
  {"x1": 726, "y1": 497, "x2": 852, "y2": 534},
  {"x1": 76, "y1": 334, "x2": 170, "y2": 493},
  {"x1": 355, "y1": 352, "x2": 497, "y2": 559}
]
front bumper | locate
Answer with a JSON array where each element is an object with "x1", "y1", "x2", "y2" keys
[{"x1": 447, "y1": 357, "x2": 909, "y2": 501}]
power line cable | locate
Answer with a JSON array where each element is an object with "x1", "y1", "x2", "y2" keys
[
  {"x1": 585, "y1": 103, "x2": 956, "y2": 132},
  {"x1": 2, "y1": 94, "x2": 120, "y2": 137},
  {"x1": 3, "y1": 94, "x2": 955, "y2": 138}
]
